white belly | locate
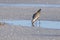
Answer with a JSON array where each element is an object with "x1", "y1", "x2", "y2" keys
[
  {"x1": 33, "y1": 15, "x2": 40, "y2": 22},
  {"x1": 32, "y1": 13, "x2": 40, "y2": 23}
]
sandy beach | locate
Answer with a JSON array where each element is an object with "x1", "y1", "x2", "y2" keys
[{"x1": 0, "y1": 23, "x2": 60, "y2": 40}]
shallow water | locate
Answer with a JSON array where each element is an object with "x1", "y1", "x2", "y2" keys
[
  {"x1": 0, "y1": 4, "x2": 60, "y2": 7},
  {"x1": 0, "y1": 20, "x2": 60, "y2": 29}
]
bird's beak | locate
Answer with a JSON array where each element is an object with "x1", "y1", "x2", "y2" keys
[
  {"x1": 39, "y1": 9, "x2": 41, "y2": 11},
  {"x1": 37, "y1": 9, "x2": 41, "y2": 12}
]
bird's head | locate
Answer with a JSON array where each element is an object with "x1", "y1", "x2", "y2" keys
[{"x1": 37, "y1": 9, "x2": 41, "y2": 12}]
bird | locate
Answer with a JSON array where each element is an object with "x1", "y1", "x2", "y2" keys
[{"x1": 32, "y1": 9, "x2": 41, "y2": 27}]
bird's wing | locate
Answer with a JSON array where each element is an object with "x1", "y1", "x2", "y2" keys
[{"x1": 32, "y1": 13, "x2": 36, "y2": 19}]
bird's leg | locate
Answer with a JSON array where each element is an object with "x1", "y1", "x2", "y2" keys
[
  {"x1": 36, "y1": 21, "x2": 37, "y2": 27},
  {"x1": 39, "y1": 19, "x2": 40, "y2": 27},
  {"x1": 32, "y1": 22, "x2": 34, "y2": 27},
  {"x1": 35, "y1": 21, "x2": 37, "y2": 27}
]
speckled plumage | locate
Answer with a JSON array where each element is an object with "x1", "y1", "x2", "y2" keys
[{"x1": 32, "y1": 9, "x2": 41, "y2": 27}]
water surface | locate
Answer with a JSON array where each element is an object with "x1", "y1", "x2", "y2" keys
[
  {"x1": 0, "y1": 20, "x2": 60, "y2": 29},
  {"x1": 0, "y1": 4, "x2": 60, "y2": 7}
]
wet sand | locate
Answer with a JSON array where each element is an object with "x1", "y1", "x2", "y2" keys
[
  {"x1": 0, "y1": 1, "x2": 60, "y2": 40},
  {"x1": 0, "y1": 6, "x2": 60, "y2": 21},
  {"x1": 0, "y1": 0, "x2": 60, "y2": 4},
  {"x1": 0, "y1": 24, "x2": 60, "y2": 40}
]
